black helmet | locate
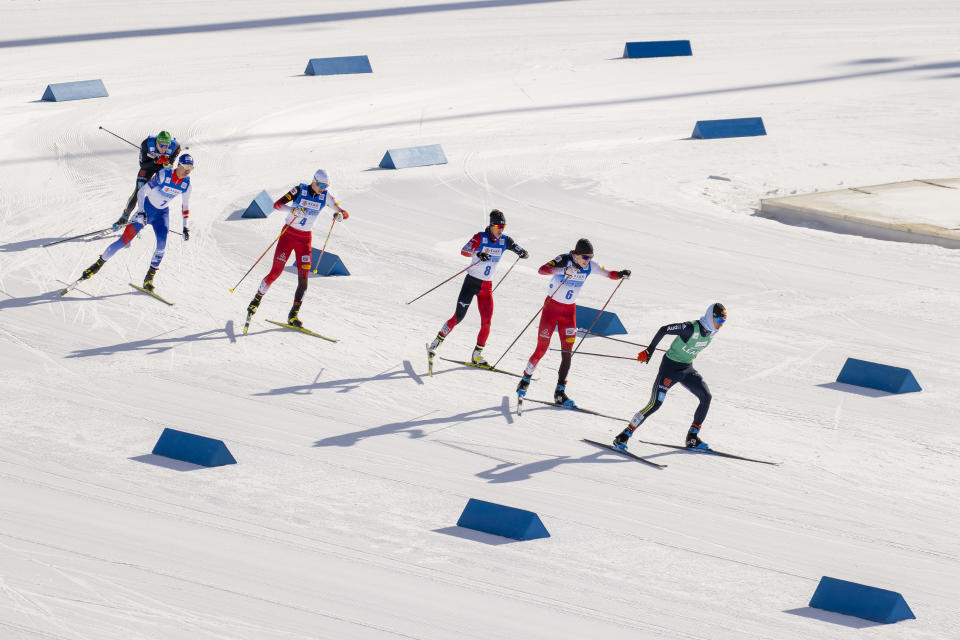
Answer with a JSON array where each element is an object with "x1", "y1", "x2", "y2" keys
[
  {"x1": 489, "y1": 209, "x2": 506, "y2": 226},
  {"x1": 573, "y1": 238, "x2": 594, "y2": 255}
]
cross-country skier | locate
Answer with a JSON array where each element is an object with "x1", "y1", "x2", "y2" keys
[
  {"x1": 515, "y1": 238, "x2": 630, "y2": 406},
  {"x1": 612, "y1": 303, "x2": 727, "y2": 451},
  {"x1": 245, "y1": 169, "x2": 348, "y2": 328},
  {"x1": 426, "y1": 209, "x2": 529, "y2": 368},
  {"x1": 74, "y1": 154, "x2": 194, "y2": 292},
  {"x1": 113, "y1": 130, "x2": 182, "y2": 230}
]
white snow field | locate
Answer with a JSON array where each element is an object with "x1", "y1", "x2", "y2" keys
[{"x1": 1, "y1": 1, "x2": 959, "y2": 638}]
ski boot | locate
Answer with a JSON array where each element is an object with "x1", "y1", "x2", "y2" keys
[
  {"x1": 247, "y1": 293, "x2": 263, "y2": 317},
  {"x1": 553, "y1": 382, "x2": 575, "y2": 407},
  {"x1": 685, "y1": 423, "x2": 708, "y2": 450},
  {"x1": 81, "y1": 257, "x2": 105, "y2": 281},
  {"x1": 142, "y1": 266, "x2": 157, "y2": 292},
  {"x1": 471, "y1": 344, "x2": 489, "y2": 368},
  {"x1": 287, "y1": 302, "x2": 303, "y2": 328},
  {"x1": 516, "y1": 374, "x2": 531, "y2": 398},
  {"x1": 612, "y1": 428, "x2": 632, "y2": 452},
  {"x1": 426, "y1": 335, "x2": 444, "y2": 375}
]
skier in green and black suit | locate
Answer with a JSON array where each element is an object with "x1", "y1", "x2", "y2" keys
[{"x1": 613, "y1": 303, "x2": 727, "y2": 452}]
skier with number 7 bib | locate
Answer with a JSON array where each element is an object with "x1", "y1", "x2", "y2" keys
[
  {"x1": 427, "y1": 209, "x2": 529, "y2": 368},
  {"x1": 245, "y1": 169, "x2": 348, "y2": 328}
]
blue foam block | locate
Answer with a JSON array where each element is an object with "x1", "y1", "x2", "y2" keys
[
  {"x1": 623, "y1": 40, "x2": 692, "y2": 58},
  {"x1": 456, "y1": 498, "x2": 550, "y2": 541},
  {"x1": 309, "y1": 248, "x2": 350, "y2": 276},
  {"x1": 41, "y1": 79, "x2": 109, "y2": 102},
  {"x1": 576, "y1": 306, "x2": 627, "y2": 336},
  {"x1": 241, "y1": 190, "x2": 274, "y2": 218},
  {"x1": 379, "y1": 144, "x2": 448, "y2": 169},
  {"x1": 151, "y1": 428, "x2": 237, "y2": 468},
  {"x1": 809, "y1": 576, "x2": 915, "y2": 623},
  {"x1": 692, "y1": 117, "x2": 766, "y2": 139},
  {"x1": 305, "y1": 55, "x2": 373, "y2": 76},
  {"x1": 836, "y1": 358, "x2": 921, "y2": 393}
]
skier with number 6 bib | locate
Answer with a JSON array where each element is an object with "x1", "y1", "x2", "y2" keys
[
  {"x1": 612, "y1": 303, "x2": 727, "y2": 452},
  {"x1": 515, "y1": 238, "x2": 630, "y2": 407},
  {"x1": 245, "y1": 169, "x2": 348, "y2": 328},
  {"x1": 427, "y1": 209, "x2": 529, "y2": 368}
]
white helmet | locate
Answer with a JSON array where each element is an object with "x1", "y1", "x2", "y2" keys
[{"x1": 313, "y1": 169, "x2": 329, "y2": 187}]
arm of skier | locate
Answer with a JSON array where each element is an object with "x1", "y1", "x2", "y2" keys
[
  {"x1": 639, "y1": 322, "x2": 693, "y2": 361},
  {"x1": 589, "y1": 260, "x2": 631, "y2": 280},
  {"x1": 504, "y1": 235, "x2": 529, "y2": 258},
  {"x1": 181, "y1": 182, "x2": 192, "y2": 239},
  {"x1": 461, "y1": 233, "x2": 483, "y2": 258},
  {"x1": 539, "y1": 254, "x2": 570, "y2": 275},
  {"x1": 273, "y1": 186, "x2": 299, "y2": 211}
]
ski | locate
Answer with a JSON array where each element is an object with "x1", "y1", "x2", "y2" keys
[
  {"x1": 242, "y1": 312, "x2": 254, "y2": 335},
  {"x1": 427, "y1": 343, "x2": 435, "y2": 376},
  {"x1": 129, "y1": 283, "x2": 174, "y2": 305},
  {"x1": 582, "y1": 439, "x2": 667, "y2": 469},
  {"x1": 60, "y1": 278, "x2": 86, "y2": 296},
  {"x1": 517, "y1": 394, "x2": 524, "y2": 415},
  {"x1": 265, "y1": 319, "x2": 337, "y2": 342},
  {"x1": 437, "y1": 356, "x2": 526, "y2": 379},
  {"x1": 520, "y1": 397, "x2": 628, "y2": 423},
  {"x1": 633, "y1": 439, "x2": 779, "y2": 465}
]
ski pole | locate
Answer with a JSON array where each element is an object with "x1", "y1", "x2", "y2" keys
[
  {"x1": 549, "y1": 348, "x2": 643, "y2": 361},
  {"x1": 491, "y1": 254, "x2": 520, "y2": 293},
  {"x1": 490, "y1": 275, "x2": 571, "y2": 370},
  {"x1": 42, "y1": 227, "x2": 114, "y2": 248},
  {"x1": 98, "y1": 126, "x2": 138, "y2": 149},
  {"x1": 406, "y1": 260, "x2": 481, "y2": 305},
  {"x1": 229, "y1": 219, "x2": 297, "y2": 293},
  {"x1": 311, "y1": 218, "x2": 337, "y2": 274},
  {"x1": 571, "y1": 278, "x2": 624, "y2": 356},
  {"x1": 583, "y1": 331, "x2": 668, "y2": 353}
]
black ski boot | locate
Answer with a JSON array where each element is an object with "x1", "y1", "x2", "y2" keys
[
  {"x1": 81, "y1": 257, "x2": 105, "y2": 280},
  {"x1": 287, "y1": 302, "x2": 303, "y2": 328},
  {"x1": 554, "y1": 382, "x2": 575, "y2": 407},
  {"x1": 516, "y1": 374, "x2": 531, "y2": 398},
  {"x1": 685, "y1": 424, "x2": 708, "y2": 450},
  {"x1": 247, "y1": 293, "x2": 263, "y2": 316},
  {"x1": 142, "y1": 266, "x2": 157, "y2": 292},
  {"x1": 613, "y1": 428, "x2": 632, "y2": 452}
]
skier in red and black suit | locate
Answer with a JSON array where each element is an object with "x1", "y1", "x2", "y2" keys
[
  {"x1": 427, "y1": 209, "x2": 528, "y2": 367},
  {"x1": 245, "y1": 169, "x2": 348, "y2": 328},
  {"x1": 515, "y1": 238, "x2": 630, "y2": 407}
]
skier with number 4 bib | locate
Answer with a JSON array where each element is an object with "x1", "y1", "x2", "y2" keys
[
  {"x1": 613, "y1": 303, "x2": 727, "y2": 452},
  {"x1": 245, "y1": 169, "x2": 348, "y2": 328},
  {"x1": 427, "y1": 209, "x2": 529, "y2": 369},
  {"x1": 515, "y1": 238, "x2": 630, "y2": 407}
]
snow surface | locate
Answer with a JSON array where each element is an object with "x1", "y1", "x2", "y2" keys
[{"x1": 2, "y1": 1, "x2": 959, "y2": 638}]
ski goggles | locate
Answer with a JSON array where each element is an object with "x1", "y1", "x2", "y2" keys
[
  {"x1": 715, "y1": 314, "x2": 726, "y2": 325},
  {"x1": 577, "y1": 254, "x2": 593, "y2": 261},
  {"x1": 315, "y1": 182, "x2": 328, "y2": 190},
  {"x1": 491, "y1": 224, "x2": 505, "y2": 230}
]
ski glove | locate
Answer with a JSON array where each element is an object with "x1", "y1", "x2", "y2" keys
[
  {"x1": 183, "y1": 227, "x2": 190, "y2": 241},
  {"x1": 516, "y1": 248, "x2": 529, "y2": 259},
  {"x1": 112, "y1": 215, "x2": 129, "y2": 232},
  {"x1": 617, "y1": 269, "x2": 631, "y2": 279},
  {"x1": 131, "y1": 212, "x2": 147, "y2": 226},
  {"x1": 563, "y1": 264, "x2": 578, "y2": 277},
  {"x1": 333, "y1": 211, "x2": 345, "y2": 222},
  {"x1": 476, "y1": 252, "x2": 491, "y2": 262},
  {"x1": 637, "y1": 349, "x2": 652, "y2": 364}
]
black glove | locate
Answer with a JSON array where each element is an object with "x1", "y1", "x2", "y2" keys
[
  {"x1": 617, "y1": 269, "x2": 631, "y2": 279},
  {"x1": 476, "y1": 252, "x2": 491, "y2": 262},
  {"x1": 183, "y1": 227, "x2": 190, "y2": 241},
  {"x1": 516, "y1": 248, "x2": 529, "y2": 259}
]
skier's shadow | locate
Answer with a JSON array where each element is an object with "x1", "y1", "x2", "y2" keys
[
  {"x1": 314, "y1": 402, "x2": 512, "y2": 448},
  {"x1": 255, "y1": 360, "x2": 433, "y2": 395},
  {"x1": 475, "y1": 449, "x2": 641, "y2": 484},
  {"x1": 0, "y1": 288, "x2": 128, "y2": 310},
  {"x1": 66, "y1": 325, "x2": 234, "y2": 357}
]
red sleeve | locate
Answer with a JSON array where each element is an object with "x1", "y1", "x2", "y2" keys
[
  {"x1": 538, "y1": 261, "x2": 557, "y2": 275},
  {"x1": 461, "y1": 233, "x2": 483, "y2": 257}
]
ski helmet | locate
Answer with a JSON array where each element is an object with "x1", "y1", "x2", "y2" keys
[
  {"x1": 178, "y1": 153, "x2": 194, "y2": 167},
  {"x1": 573, "y1": 238, "x2": 594, "y2": 256},
  {"x1": 489, "y1": 209, "x2": 506, "y2": 226},
  {"x1": 313, "y1": 169, "x2": 329, "y2": 187},
  {"x1": 157, "y1": 130, "x2": 172, "y2": 147}
]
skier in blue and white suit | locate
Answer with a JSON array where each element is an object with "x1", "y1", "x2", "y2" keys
[{"x1": 74, "y1": 154, "x2": 195, "y2": 292}]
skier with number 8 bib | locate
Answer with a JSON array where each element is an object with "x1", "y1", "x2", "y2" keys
[
  {"x1": 515, "y1": 238, "x2": 630, "y2": 407},
  {"x1": 427, "y1": 209, "x2": 529, "y2": 369},
  {"x1": 612, "y1": 303, "x2": 727, "y2": 452},
  {"x1": 245, "y1": 169, "x2": 348, "y2": 328}
]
